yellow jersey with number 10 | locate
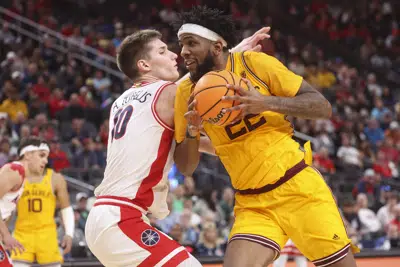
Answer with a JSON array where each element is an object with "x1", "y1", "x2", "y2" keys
[
  {"x1": 175, "y1": 52, "x2": 305, "y2": 190},
  {"x1": 15, "y1": 168, "x2": 57, "y2": 231}
]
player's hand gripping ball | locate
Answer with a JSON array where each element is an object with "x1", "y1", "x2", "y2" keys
[{"x1": 193, "y1": 70, "x2": 248, "y2": 126}]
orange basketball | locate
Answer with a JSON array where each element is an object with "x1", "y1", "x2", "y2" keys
[{"x1": 193, "y1": 70, "x2": 247, "y2": 126}]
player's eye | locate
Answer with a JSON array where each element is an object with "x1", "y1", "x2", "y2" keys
[{"x1": 188, "y1": 41, "x2": 195, "y2": 47}]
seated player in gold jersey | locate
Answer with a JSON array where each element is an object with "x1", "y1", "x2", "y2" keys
[
  {"x1": 173, "y1": 6, "x2": 359, "y2": 267},
  {"x1": 11, "y1": 139, "x2": 74, "y2": 267}
]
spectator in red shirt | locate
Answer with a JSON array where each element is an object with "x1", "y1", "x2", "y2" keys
[
  {"x1": 374, "y1": 151, "x2": 397, "y2": 179},
  {"x1": 49, "y1": 140, "x2": 70, "y2": 172},
  {"x1": 48, "y1": 88, "x2": 69, "y2": 118},
  {"x1": 313, "y1": 147, "x2": 335, "y2": 174},
  {"x1": 379, "y1": 137, "x2": 399, "y2": 164},
  {"x1": 353, "y1": 169, "x2": 381, "y2": 199},
  {"x1": 98, "y1": 119, "x2": 109, "y2": 146},
  {"x1": 32, "y1": 75, "x2": 51, "y2": 103}
]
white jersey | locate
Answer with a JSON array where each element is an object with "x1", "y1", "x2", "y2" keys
[
  {"x1": 95, "y1": 80, "x2": 175, "y2": 219},
  {"x1": 0, "y1": 162, "x2": 25, "y2": 220}
]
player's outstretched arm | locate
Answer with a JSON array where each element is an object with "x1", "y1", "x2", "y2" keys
[
  {"x1": 224, "y1": 79, "x2": 332, "y2": 120},
  {"x1": 54, "y1": 172, "x2": 74, "y2": 255},
  {"x1": 265, "y1": 80, "x2": 332, "y2": 119},
  {"x1": 174, "y1": 103, "x2": 202, "y2": 176}
]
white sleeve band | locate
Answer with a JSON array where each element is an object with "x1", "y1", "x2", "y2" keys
[{"x1": 61, "y1": 206, "x2": 75, "y2": 237}]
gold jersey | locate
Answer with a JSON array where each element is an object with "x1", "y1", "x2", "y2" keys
[
  {"x1": 175, "y1": 52, "x2": 305, "y2": 190},
  {"x1": 15, "y1": 168, "x2": 57, "y2": 231}
]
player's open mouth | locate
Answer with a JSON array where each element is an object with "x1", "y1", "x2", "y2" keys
[{"x1": 185, "y1": 60, "x2": 195, "y2": 68}]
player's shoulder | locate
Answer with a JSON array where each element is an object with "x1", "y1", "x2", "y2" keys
[
  {"x1": 240, "y1": 51, "x2": 275, "y2": 62},
  {"x1": 177, "y1": 77, "x2": 194, "y2": 91},
  {"x1": 51, "y1": 170, "x2": 65, "y2": 181},
  {"x1": 3, "y1": 161, "x2": 24, "y2": 174},
  {"x1": 177, "y1": 77, "x2": 194, "y2": 97}
]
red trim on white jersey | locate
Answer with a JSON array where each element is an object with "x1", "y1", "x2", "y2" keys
[
  {"x1": 117, "y1": 205, "x2": 189, "y2": 266},
  {"x1": 134, "y1": 129, "x2": 174, "y2": 209},
  {"x1": 151, "y1": 82, "x2": 175, "y2": 131},
  {"x1": 8, "y1": 162, "x2": 25, "y2": 192},
  {"x1": 0, "y1": 244, "x2": 12, "y2": 267},
  {"x1": 95, "y1": 196, "x2": 147, "y2": 213}
]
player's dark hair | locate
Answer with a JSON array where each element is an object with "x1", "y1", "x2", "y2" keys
[
  {"x1": 18, "y1": 137, "x2": 49, "y2": 159},
  {"x1": 173, "y1": 6, "x2": 236, "y2": 50},
  {"x1": 117, "y1": 29, "x2": 162, "y2": 81}
]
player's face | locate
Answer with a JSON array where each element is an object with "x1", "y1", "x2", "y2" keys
[
  {"x1": 145, "y1": 39, "x2": 179, "y2": 82},
  {"x1": 179, "y1": 34, "x2": 216, "y2": 81},
  {"x1": 25, "y1": 150, "x2": 49, "y2": 174}
]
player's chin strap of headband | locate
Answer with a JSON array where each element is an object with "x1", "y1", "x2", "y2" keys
[
  {"x1": 19, "y1": 143, "x2": 50, "y2": 157},
  {"x1": 177, "y1": 23, "x2": 228, "y2": 47},
  {"x1": 61, "y1": 206, "x2": 75, "y2": 238}
]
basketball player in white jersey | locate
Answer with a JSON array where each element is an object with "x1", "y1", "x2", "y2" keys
[
  {"x1": 85, "y1": 28, "x2": 269, "y2": 266},
  {"x1": 0, "y1": 137, "x2": 50, "y2": 267}
]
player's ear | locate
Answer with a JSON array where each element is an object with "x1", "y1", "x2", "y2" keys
[
  {"x1": 212, "y1": 41, "x2": 224, "y2": 56},
  {"x1": 137, "y1": 59, "x2": 151, "y2": 72}
]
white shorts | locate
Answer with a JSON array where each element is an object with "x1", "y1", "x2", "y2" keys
[{"x1": 85, "y1": 196, "x2": 198, "y2": 267}]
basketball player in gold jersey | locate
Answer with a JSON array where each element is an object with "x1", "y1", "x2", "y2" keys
[
  {"x1": 173, "y1": 6, "x2": 359, "y2": 267},
  {"x1": 11, "y1": 144, "x2": 74, "y2": 267}
]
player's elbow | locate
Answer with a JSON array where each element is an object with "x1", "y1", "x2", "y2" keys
[
  {"x1": 174, "y1": 155, "x2": 196, "y2": 177},
  {"x1": 176, "y1": 164, "x2": 195, "y2": 177},
  {"x1": 311, "y1": 94, "x2": 332, "y2": 119}
]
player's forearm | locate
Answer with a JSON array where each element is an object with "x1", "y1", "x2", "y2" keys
[
  {"x1": 174, "y1": 137, "x2": 201, "y2": 176},
  {"x1": 0, "y1": 215, "x2": 11, "y2": 239},
  {"x1": 263, "y1": 92, "x2": 332, "y2": 119}
]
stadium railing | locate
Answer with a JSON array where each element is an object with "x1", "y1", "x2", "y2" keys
[{"x1": 0, "y1": 6, "x2": 123, "y2": 80}]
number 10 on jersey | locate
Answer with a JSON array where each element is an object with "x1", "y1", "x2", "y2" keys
[{"x1": 111, "y1": 106, "x2": 134, "y2": 141}]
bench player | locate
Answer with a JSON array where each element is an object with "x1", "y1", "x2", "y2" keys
[
  {"x1": 85, "y1": 28, "x2": 269, "y2": 266},
  {"x1": 173, "y1": 6, "x2": 359, "y2": 267},
  {"x1": 0, "y1": 137, "x2": 50, "y2": 267}
]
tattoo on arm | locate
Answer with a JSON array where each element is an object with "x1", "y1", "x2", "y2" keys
[{"x1": 266, "y1": 80, "x2": 332, "y2": 119}]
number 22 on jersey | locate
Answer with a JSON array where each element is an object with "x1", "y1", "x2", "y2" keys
[{"x1": 111, "y1": 105, "x2": 134, "y2": 141}]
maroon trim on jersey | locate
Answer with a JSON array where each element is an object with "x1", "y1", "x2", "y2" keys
[
  {"x1": 151, "y1": 82, "x2": 175, "y2": 132},
  {"x1": 118, "y1": 206, "x2": 189, "y2": 266},
  {"x1": 313, "y1": 243, "x2": 350, "y2": 267},
  {"x1": 134, "y1": 129, "x2": 173, "y2": 209}
]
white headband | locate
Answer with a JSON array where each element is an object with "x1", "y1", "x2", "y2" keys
[
  {"x1": 178, "y1": 23, "x2": 227, "y2": 47},
  {"x1": 19, "y1": 143, "x2": 50, "y2": 157}
]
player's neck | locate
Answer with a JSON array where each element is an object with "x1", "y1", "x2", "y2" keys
[
  {"x1": 214, "y1": 52, "x2": 230, "y2": 71},
  {"x1": 132, "y1": 75, "x2": 160, "y2": 87}
]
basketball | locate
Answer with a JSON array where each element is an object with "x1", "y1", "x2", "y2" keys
[{"x1": 193, "y1": 70, "x2": 247, "y2": 126}]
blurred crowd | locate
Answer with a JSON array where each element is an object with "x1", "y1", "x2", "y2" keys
[
  {"x1": 286, "y1": 0, "x2": 399, "y2": 69},
  {"x1": 1, "y1": 0, "x2": 400, "y2": 260}
]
